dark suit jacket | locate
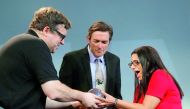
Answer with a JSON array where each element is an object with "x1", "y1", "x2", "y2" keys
[{"x1": 59, "y1": 46, "x2": 122, "y2": 109}]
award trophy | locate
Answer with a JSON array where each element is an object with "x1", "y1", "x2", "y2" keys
[{"x1": 88, "y1": 88, "x2": 105, "y2": 98}]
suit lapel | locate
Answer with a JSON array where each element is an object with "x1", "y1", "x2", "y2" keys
[
  {"x1": 104, "y1": 53, "x2": 112, "y2": 92},
  {"x1": 81, "y1": 47, "x2": 93, "y2": 88}
]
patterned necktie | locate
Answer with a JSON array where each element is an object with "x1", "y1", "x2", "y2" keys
[{"x1": 95, "y1": 59, "x2": 105, "y2": 91}]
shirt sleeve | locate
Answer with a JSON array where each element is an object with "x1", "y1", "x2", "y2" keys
[
  {"x1": 146, "y1": 69, "x2": 170, "y2": 99},
  {"x1": 24, "y1": 39, "x2": 58, "y2": 84}
]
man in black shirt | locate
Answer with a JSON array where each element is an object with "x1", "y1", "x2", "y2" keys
[{"x1": 0, "y1": 7, "x2": 104, "y2": 109}]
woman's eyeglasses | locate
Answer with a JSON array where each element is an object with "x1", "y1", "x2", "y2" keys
[{"x1": 128, "y1": 60, "x2": 140, "y2": 68}]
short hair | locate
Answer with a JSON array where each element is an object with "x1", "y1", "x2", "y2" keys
[
  {"x1": 88, "y1": 21, "x2": 113, "y2": 41},
  {"x1": 29, "y1": 7, "x2": 71, "y2": 31}
]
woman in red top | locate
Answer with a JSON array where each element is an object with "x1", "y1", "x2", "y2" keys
[{"x1": 101, "y1": 46, "x2": 184, "y2": 109}]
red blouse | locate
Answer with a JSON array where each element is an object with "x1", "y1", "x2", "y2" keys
[{"x1": 133, "y1": 69, "x2": 182, "y2": 109}]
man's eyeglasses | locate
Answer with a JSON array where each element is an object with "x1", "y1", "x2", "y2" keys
[
  {"x1": 55, "y1": 30, "x2": 66, "y2": 40},
  {"x1": 128, "y1": 60, "x2": 140, "y2": 68}
]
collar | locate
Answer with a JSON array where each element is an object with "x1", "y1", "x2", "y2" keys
[{"x1": 27, "y1": 29, "x2": 39, "y2": 37}]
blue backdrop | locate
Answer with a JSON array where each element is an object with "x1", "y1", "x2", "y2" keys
[{"x1": 0, "y1": 0, "x2": 189, "y2": 108}]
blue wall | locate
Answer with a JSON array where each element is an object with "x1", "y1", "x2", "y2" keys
[{"x1": 0, "y1": 0, "x2": 189, "y2": 108}]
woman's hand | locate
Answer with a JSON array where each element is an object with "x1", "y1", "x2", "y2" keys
[{"x1": 97, "y1": 91, "x2": 116, "y2": 107}]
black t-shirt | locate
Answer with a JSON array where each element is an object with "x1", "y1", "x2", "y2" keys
[{"x1": 0, "y1": 30, "x2": 58, "y2": 109}]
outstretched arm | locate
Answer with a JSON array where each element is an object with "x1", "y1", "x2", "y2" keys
[
  {"x1": 46, "y1": 97, "x2": 82, "y2": 109},
  {"x1": 101, "y1": 91, "x2": 160, "y2": 109},
  {"x1": 41, "y1": 80, "x2": 105, "y2": 108}
]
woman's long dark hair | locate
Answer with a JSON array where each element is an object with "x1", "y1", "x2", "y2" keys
[{"x1": 132, "y1": 46, "x2": 184, "y2": 102}]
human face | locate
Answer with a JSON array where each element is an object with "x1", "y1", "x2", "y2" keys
[
  {"x1": 129, "y1": 54, "x2": 143, "y2": 81},
  {"x1": 45, "y1": 25, "x2": 67, "y2": 53},
  {"x1": 88, "y1": 31, "x2": 110, "y2": 57}
]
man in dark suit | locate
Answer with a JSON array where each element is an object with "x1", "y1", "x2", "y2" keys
[{"x1": 59, "y1": 21, "x2": 122, "y2": 109}]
